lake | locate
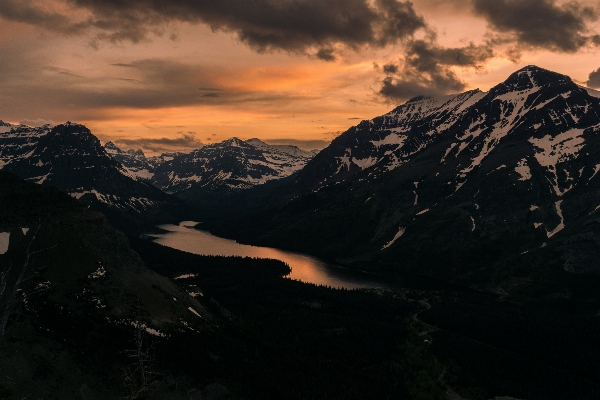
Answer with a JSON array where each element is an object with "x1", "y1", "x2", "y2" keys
[{"x1": 145, "y1": 221, "x2": 390, "y2": 289}]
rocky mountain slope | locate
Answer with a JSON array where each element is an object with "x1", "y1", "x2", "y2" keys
[
  {"x1": 0, "y1": 123, "x2": 187, "y2": 232},
  {"x1": 0, "y1": 171, "x2": 211, "y2": 397},
  {"x1": 103, "y1": 141, "x2": 155, "y2": 181},
  {"x1": 210, "y1": 66, "x2": 600, "y2": 290},
  {"x1": 108, "y1": 138, "x2": 318, "y2": 194}
]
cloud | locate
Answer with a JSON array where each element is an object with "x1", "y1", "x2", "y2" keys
[
  {"x1": 316, "y1": 48, "x2": 336, "y2": 62},
  {"x1": 19, "y1": 118, "x2": 56, "y2": 127},
  {"x1": 0, "y1": 0, "x2": 88, "y2": 35},
  {"x1": 383, "y1": 64, "x2": 399, "y2": 74},
  {"x1": 114, "y1": 132, "x2": 203, "y2": 153},
  {"x1": 263, "y1": 138, "x2": 331, "y2": 151},
  {"x1": 472, "y1": 0, "x2": 600, "y2": 52},
  {"x1": 587, "y1": 67, "x2": 600, "y2": 88},
  {"x1": 0, "y1": 0, "x2": 426, "y2": 58},
  {"x1": 378, "y1": 39, "x2": 493, "y2": 100}
]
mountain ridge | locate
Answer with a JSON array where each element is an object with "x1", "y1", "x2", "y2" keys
[
  {"x1": 204, "y1": 65, "x2": 600, "y2": 293},
  {"x1": 0, "y1": 123, "x2": 188, "y2": 232},
  {"x1": 105, "y1": 137, "x2": 318, "y2": 194}
]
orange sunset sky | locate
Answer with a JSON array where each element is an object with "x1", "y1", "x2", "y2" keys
[{"x1": 1, "y1": 0, "x2": 600, "y2": 154}]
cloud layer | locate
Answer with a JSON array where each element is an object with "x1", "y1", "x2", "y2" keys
[
  {"x1": 0, "y1": 0, "x2": 427, "y2": 55},
  {"x1": 473, "y1": 0, "x2": 600, "y2": 52},
  {"x1": 114, "y1": 132, "x2": 203, "y2": 153},
  {"x1": 378, "y1": 39, "x2": 493, "y2": 100},
  {"x1": 588, "y1": 68, "x2": 600, "y2": 88}
]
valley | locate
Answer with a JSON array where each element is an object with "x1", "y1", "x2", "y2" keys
[{"x1": 2, "y1": 65, "x2": 600, "y2": 399}]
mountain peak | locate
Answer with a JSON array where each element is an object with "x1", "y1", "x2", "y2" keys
[
  {"x1": 103, "y1": 141, "x2": 122, "y2": 153},
  {"x1": 224, "y1": 137, "x2": 245, "y2": 147},
  {"x1": 246, "y1": 138, "x2": 268, "y2": 147},
  {"x1": 493, "y1": 65, "x2": 574, "y2": 95}
]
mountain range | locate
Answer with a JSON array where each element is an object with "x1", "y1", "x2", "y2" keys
[
  {"x1": 0, "y1": 122, "x2": 185, "y2": 232},
  {"x1": 105, "y1": 137, "x2": 318, "y2": 193},
  {"x1": 3, "y1": 65, "x2": 600, "y2": 291},
  {"x1": 4, "y1": 65, "x2": 600, "y2": 398},
  {"x1": 206, "y1": 65, "x2": 600, "y2": 292}
]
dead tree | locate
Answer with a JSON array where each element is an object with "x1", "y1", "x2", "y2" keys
[{"x1": 122, "y1": 299, "x2": 159, "y2": 399}]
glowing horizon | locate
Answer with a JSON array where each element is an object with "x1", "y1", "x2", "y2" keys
[{"x1": 1, "y1": 0, "x2": 599, "y2": 155}]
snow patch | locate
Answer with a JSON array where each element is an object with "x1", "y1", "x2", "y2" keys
[
  {"x1": 462, "y1": 87, "x2": 539, "y2": 174},
  {"x1": 0, "y1": 232, "x2": 9, "y2": 254},
  {"x1": 440, "y1": 143, "x2": 458, "y2": 163},
  {"x1": 188, "y1": 307, "x2": 202, "y2": 318},
  {"x1": 546, "y1": 200, "x2": 565, "y2": 238},
  {"x1": 174, "y1": 273, "x2": 198, "y2": 280},
  {"x1": 131, "y1": 321, "x2": 166, "y2": 337},
  {"x1": 371, "y1": 133, "x2": 406, "y2": 147},
  {"x1": 382, "y1": 227, "x2": 405, "y2": 250},
  {"x1": 514, "y1": 159, "x2": 532, "y2": 181},
  {"x1": 87, "y1": 265, "x2": 106, "y2": 279},
  {"x1": 589, "y1": 164, "x2": 600, "y2": 182},
  {"x1": 529, "y1": 128, "x2": 585, "y2": 196},
  {"x1": 352, "y1": 156, "x2": 377, "y2": 170}
]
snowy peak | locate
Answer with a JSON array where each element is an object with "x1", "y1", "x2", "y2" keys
[
  {"x1": 223, "y1": 137, "x2": 245, "y2": 147},
  {"x1": 0, "y1": 122, "x2": 182, "y2": 222},
  {"x1": 294, "y1": 88, "x2": 486, "y2": 190},
  {"x1": 103, "y1": 141, "x2": 154, "y2": 181},
  {"x1": 491, "y1": 65, "x2": 576, "y2": 96},
  {"x1": 0, "y1": 124, "x2": 54, "y2": 167},
  {"x1": 264, "y1": 66, "x2": 600, "y2": 274},
  {"x1": 151, "y1": 137, "x2": 317, "y2": 193},
  {"x1": 103, "y1": 141, "x2": 122, "y2": 155}
]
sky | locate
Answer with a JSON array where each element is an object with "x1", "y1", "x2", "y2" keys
[{"x1": 1, "y1": 0, "x2": 600, "y2": 155}]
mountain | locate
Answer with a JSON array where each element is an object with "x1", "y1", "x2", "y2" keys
[
  {"x1": 210, "y1": 66, "x2": 600, "y2": 291},
  {"x1": 104, "y1": 138, "x2": 316, "y2": 195},
  {"x1": 149, "y1": 137, "x2": 317, "y2": 193},
  {"x1": 0, "y1": 171, "x2": 450, "y2": 400},
  {"x1": 0, "y1": 171, "x2": 212, "y2": 397},
  {"x1": 103, "y1": 141, "x2": 155, "y2": 181},
  {"x1": 0, "y1": 122, "x2": 187, "y2": 232}
]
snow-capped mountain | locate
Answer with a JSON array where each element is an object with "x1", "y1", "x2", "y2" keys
[
  {"x1": 216, "y1": 66, "x2": 600, "y2": 282},
  {"x1": 297, "y1": 89, "x2": 486, "y2": 189},
  {"x1": 104, "y1": 141, "x2": 155, "y2": 181},
  {"x1": 0, "y1": 122, "x2": 185, "y2": 231},
  {"x1": 151, "y1": 137, "x2": 318, "y2": 193}
]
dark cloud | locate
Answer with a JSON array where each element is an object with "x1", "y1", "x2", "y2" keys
[
  {"x1": 0, "y1": 0, "x2": 426, "y2": 57},
  {"x1": 316, "y1": 48, "x2": 336, "y2": 62},
  {"x1": 587, "y1": 67, "x2": 600, "y2": 88},
  {"x1": 0, "y1": 0, "x2": 88, "y2": 35},
  {"x1": 383, "y1": 64, "x2": 399, "y2": 74},
  {"x1": 263, "y1": 138, "x2": 330, "y2": 151},
  {"x1": 473, "y1": 0, "x2": 600, "y2": 52},
  {"x1": 378, "y1": 39, "x2": 493, "y2": 100},
  {"x1": 114, "y1": 132, "x2": 203, "y2": 153}
]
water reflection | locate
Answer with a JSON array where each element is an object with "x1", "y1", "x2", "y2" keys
[{"x1": 146, "y1": 221, "x2": 388, "y2": 289}]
